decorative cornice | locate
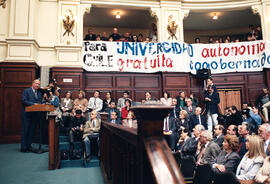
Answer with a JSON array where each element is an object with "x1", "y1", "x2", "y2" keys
[
  {"x1": 150, "y1": 7, "x2": 161, "y2": 20},
  {"x1": 251, "y1": 4, "x2": 262, "y2": 16},
  {"x1": 181, "y1": 9, "x2": 190, "y2": 19}
]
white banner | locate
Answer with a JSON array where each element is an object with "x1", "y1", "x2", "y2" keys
[{"x1": 83, "y1": 40, "x2": 270, "y2": 74}]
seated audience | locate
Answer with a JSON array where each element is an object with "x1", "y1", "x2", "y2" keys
[
  {"x1": 236, "y1": 135, "x2": 266, "y2": 182},
  {"x1": 163, "y1": 113, "x2": 177, "y2": 151},
  {"x1": 144, "y1": 91, "x2": 157, "y2": 103},
  {"x1": 100, "y1": 31, "x2": 108, "y2": 41},
  {"x1": 72, "y1": 90, "x2": 88, "y2": 116},
  {"x1": 88, "y1": 90, "x2": 103, "y2": 113},
  {"x1": 69, "y1": 110, "x2": 86, "y2": 153},
  {"x1": 109, "y1": 27, "x2": 121, "y2": 41},
  {"x1": 83, "y1": 110, "x2": 101, "y2": 162},
  {"x1": 160, "y1": 91, "x2": 172, "y2": 106},
  {"x1": 226, "y1": 124, "x2": 238, "y2": 136},
  {"x1": 255, "y1": 144, "x2": 270, "y2": 183},
  {"x1": 121, "y1": 99, "x2": 132, "y2": 119},
  {"x1": 175, "y1": 127, "x2": 190, "y2": 154},
  {"x1": 104, "y1": 101, "x2": 120, "y2": 122},
  {"x1": 213, "y1": 125, "x2": 225, "y2": 148},
  {"x1": 212, "y1": 135, "x2": 240, "y2": 175},
  {"x1": 228, "y1": 106, "x2": 243, "y2": 127},
  {"x1": 117, "y1": 91, "x2": 131, "y2": 110},
  {"x1": 84, "y1": 28, "x2": 96, "y2": 41},
  {"x1": 44, "y1": 89, "x2": 61, "y2": 121},
  {"x1": 183, "y1": 98, "x2": 196, "y2": 121},
  {"x1": 256, "y1": 88, "x2": 270, "y2": 122},
  {"x1": 102, "y1": 92, "x2": 114, "y2": 111},
  {"x1": 175, "y1": 110, "x2": 189, "y2": 135},
  {"x1": 190, "y1": 92, "x2": 199, "y2": 107},
  {"x1": 196, "y1": 130, "x2": 221, "y2": 165},
  {"x1": 176, "y1": 91, "x2": 186, "y2": 110},
  {"x1": 237, "y1": 123, "x2": 250, "y2": 158},
  {"x1": 109, "y1": 111, "x2": 121, "y2": 125},
  {"x1": 170, "y1": 98, "x2": 180, "y2": 119},
  {"x1": 122, "y1": 111, "x2": 137, "y2": 129},
  {"x1": 189, "y1": 107, "x2": 207, "y2": 131},
  {"x1": 60, "y1": 91, "x2": 73, "y2": 128},
  {"x1": 258, "y1": 123, "x2": 270, "y2": 156}
]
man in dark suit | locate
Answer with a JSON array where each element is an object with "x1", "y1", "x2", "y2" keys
[
  {"x1": 109, "y1": 111, "x2": 121, "y2": 125},
  {"x1": 237, "y1": 123, "x2": 250, "y2": 158},
  {"x1": 84, "y1": 28, "x2": 96, "y2": 41},
  {"x1": 204, "y1": 85, "x2": 220, "y2": 132},
  {"x1": 163, "y1": 113, "x2": 177, "y2": 151},
  {"x1": 170, "y1": 98, "x2": 180, "y2": 119},
  {"x1": 182, "y1": 98, "x2": 196, "y2": 120},
  {"x1": 104, "y1": 101, "x2": 120, "y2": 122},
  {"x1": 189, "y1": 107, "x2": 207, "y2": 131},
  {"x1": 21, "y1": 79, "x2": 43, "y2": 152},
  {"x1": 213, "y1": 125, "x2": 225, "y2": 148}
]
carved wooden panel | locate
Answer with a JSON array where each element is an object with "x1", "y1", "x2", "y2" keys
[
  {"x1": 164, "y1": 76, "x2": 188, "y2": 88},
  {"x1": 2, "y1": 87, "x2": 24, "y2": 136},
  {"x1": 4, "y1": 70, "x2": 33, "y2": 84},
  {"x1": 116, "y1": 76, "x2": 131, "y2": 88},
  {"x1": 85, "y1": 76, "x2": 113, "y2": 89},
  {"x1": 134, "y1": 76, "x2": 160, "y2": 88},
  {"x1": 213, "y1": 74, "x2": 245, "y2": 84},
  {"x1": 247, "y1": 74, "x2": 265, "y2": 86}
]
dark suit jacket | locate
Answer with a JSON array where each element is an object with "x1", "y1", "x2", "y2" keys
[
  {"x1": 21, "y1": 87, "x2": 43, "y2": 116},
  {"x1": 110, "y1": 118, "x2": 121, "y2": 125},
  {"x1": 174, "y1": 118, "x2": 189, "y2": 136},
  {"x1": 189, "y1": 114, "x2": 207, "y2": 131},
  {"x1": 84, "y1": 34, "x2": 96, "y2": 41},
  {"x1": 200, "y1": 141, "x2": 221, "y2": 165},
  {"x1": 164, "y1": 116, "x2": 176, "y2": 134},
  {"x1": 177, "y1": 137, "x2": 198, "y2": 159},
  {"x1": 204, "y1": 91, "x2": 220, "y2": 114},
  {"x1": 212, "y1": 150, "x2": 240, "y2": 174},
  {"x1": 214, "y1": 134, "x2": 224, "y2": 148},
  {"x1": 183, "y1": 105, "x2": 196, "y2": 119},
  {"x1": 170, "y1": 106, "x2": 180, "y2": 119}
]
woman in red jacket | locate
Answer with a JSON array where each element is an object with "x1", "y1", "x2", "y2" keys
[{"x1": 121, "y1": 99, "x2": 132, "y2": 119}]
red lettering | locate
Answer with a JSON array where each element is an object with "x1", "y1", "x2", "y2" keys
[
  {"x1": 223, "y1": 47, "x2": 229, "y2": 56},
  {"x1": 210, "y1": 48, "x2": 216, "y2": 57},
  {"x1": 201, "y1": 48, "x2": 209, "y2": 58}
]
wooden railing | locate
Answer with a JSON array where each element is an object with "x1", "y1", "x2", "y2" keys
[{"x1": 100, "y1": 105, "x2": 185, "y2": 184}]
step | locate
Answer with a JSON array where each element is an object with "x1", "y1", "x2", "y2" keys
[
  {"x1": 84, "y1": 156, "x2": 100, "y2": 168},
  {"x1": 59, "y1": 141, "x2": 82, "y2": 151},
  {"x1": 60, "y1": 159, "x2": 84, "y2": 168}
]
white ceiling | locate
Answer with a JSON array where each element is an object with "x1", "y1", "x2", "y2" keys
[{"x1": 83, "y1": 7, "x2": 261, "y2": 30}]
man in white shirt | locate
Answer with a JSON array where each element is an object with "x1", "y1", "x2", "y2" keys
[
  {"x1": 258, "y1": 123, "x2": 270, "y2": 156},
  {"x1": 88, "y1": 90, "x2": 103, "y2": 112},
  {"x1": 117, "y1": 91, "x2": 131, "y2": 110}
]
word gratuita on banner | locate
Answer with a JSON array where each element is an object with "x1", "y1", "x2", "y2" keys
[{"x1": 83, "y1": 40, "x2": 270, "y2": 74}]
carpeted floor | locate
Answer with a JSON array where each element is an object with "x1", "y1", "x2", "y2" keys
[{"x1": 0, "y1": 144, "x2": 105, "y2": 184}]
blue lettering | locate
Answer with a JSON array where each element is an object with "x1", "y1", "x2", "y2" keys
[
  {"x1": 117, "y1": 42, "x2": 124, "y2": 54},
  {"x1": 194, "y1": 62, "x2": 201, "y2": 70},
  {"x1": 211, "y1": 61, "x2": 218, "y2": 70},
  {"x1": 138, "y1": 42, "x2": 148, "y2": 56},
  {"x1": 162, "y1": 42, "x2": 171, "y2": 53}
]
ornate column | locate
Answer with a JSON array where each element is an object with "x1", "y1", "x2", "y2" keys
[
  {"x1": 252, "y1": 4, "x2": 267, "y2": 40},
  {"x1": 150, "y1": 7, "x2": 161, "y2": 42},
  {"x1": 180, "y1": 9, "x2": 190, "y2": 42}
]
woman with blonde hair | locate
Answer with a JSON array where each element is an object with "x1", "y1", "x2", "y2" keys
[
  {"x1": 122, "y1": 111, "x2": 137, "y2": 129},
  {"x1": 255, "y1": 144, "x2": 270, "y2": 184},
  {"x1": 236, "y1": 135, "x2": 266, "y2": 183},
  {"x1": 72, "y1": 90, "x2": 88, "y2": 116}
]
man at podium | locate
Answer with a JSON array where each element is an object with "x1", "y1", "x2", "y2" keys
[{"x1": 21, "y1": 79, "x2": 43, "y2": 152}]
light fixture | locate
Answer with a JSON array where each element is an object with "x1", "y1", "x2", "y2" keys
[
  {"x1": 115, "y1": 12, "x2": 121, "y2": 19},
  {"x1": 213, "y1": 13, "x2": 218, "y2": 20}
]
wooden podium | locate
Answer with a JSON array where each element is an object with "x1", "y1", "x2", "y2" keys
[
  {"x1": 25, "y1": 104, "x2": 54, "y2": 112},
  {"x1": 25, "y1": 104, "x2": 59, "y2": 170}
]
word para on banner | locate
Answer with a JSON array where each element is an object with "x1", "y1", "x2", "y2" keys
[
  {"x1": 117, "y1": 54, "x2": 173, "y2": 72},
  {"x1": 116, "y1": 42, "x2": 193, "y2": 57},
  {"x1": 84, "y1": 42, "x2": 107, "y2": 52},
  {"x1": 201, "y1": 42, "x2": 265, "y2": 58}
]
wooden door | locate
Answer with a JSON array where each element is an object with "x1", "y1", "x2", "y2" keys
[{"x1": 218, "y1": 89, "x2": 241, "y2": 114}]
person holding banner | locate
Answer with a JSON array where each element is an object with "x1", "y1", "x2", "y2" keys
[{"x1": 204, "y1": 86, "x2": 220, "y2": 132}]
